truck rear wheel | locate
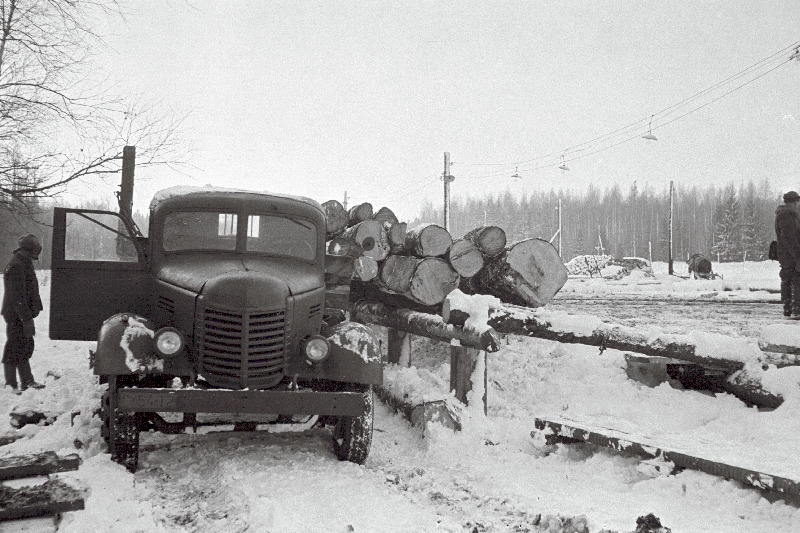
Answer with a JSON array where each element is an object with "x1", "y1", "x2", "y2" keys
[{"x1": 333, "y1": 385, "x2": 374, "y2": 464}]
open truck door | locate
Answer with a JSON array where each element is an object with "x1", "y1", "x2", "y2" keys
[{"x1": 50, "y1": 207, "x2": 150, "y2": 341}]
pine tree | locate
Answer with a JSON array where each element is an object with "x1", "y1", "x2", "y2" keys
[{"x1": 710, "y1": 185, "x2": 742, "y2": 261}]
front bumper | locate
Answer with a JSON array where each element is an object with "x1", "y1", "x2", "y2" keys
[{"x1": 117, "y1": 388, "x2": 366, "y2": 416}]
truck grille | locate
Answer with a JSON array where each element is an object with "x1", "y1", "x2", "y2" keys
[{"x1": 198, "y1": 306, "x2": 286, "y2": 389}]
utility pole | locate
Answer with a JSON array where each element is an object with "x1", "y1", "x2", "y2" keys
[
  {"x1": 442, "y1": 152, "x2": 454, "y2": 232},
  {"x1": 668, "y1": 180, "x2": 674, "y2": 275},
  {"x1": 343, "y1": 190, "x2": 348, "y2": 210},
  {"x1": 558, "y1": 196, "x2": 562, "y2": 256}
]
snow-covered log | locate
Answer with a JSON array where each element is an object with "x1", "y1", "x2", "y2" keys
[{"x1": 350, "y1": 301, "x2": 500, "y2": 353}]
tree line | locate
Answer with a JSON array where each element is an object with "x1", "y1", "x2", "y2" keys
[
  {"x1": 411, "y1": 179, "x2": 782, "y2": 263},
  {"x1": 0, "y1": 178, "x2": 784, "y2": 268}
]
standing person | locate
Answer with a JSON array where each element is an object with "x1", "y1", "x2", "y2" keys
[
  {"x1": 2, "y1": 234, "x2": 45, "y2": 393},
  {"x1": 775, "y1": 191, "x2": 800, "y2": 318}
]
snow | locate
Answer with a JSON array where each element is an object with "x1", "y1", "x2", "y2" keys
[
  {"x1": 148, "y1": 186, "x2": 320, "y2": 212},
  {"x1": 2, "y1": 261, "x2": 800, "y2": 532}
]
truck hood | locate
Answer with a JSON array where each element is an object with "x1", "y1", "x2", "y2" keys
[{"x1": 154, "y1": 255, "x2": 323, "y2": 298}]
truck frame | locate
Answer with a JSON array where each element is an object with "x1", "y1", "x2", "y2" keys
[{"x1": 49, "y1": 186, "x2": 382, "y2": 471}]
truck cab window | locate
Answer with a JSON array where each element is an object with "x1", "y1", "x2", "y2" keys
[
  {"x1": 65, "y1": 212, "x2": 139, "y2": 262},
  {"x1": 247, "y1": 215, "x2": 316, "y2": 260},
  {"x1": 163, "y1": 211, "x2": 237, "y2": 252}
]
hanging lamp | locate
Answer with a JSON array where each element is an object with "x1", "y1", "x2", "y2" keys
[
  {"x1": 558, "y1": 154, "x2": 570, "y2": 171},
  {"x1": 642, "y1": 115, "x2": 658, "y2": 140}
]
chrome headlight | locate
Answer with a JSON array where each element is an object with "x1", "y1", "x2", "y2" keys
[
  {"x1": 153, "y1": 327, "x2": 185, "y2": 358},
  {"x1": 302, "y1": 335, "x2": 330, "y2": 363}
]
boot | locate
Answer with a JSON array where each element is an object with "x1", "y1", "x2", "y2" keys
[
  {"x1": 791, "y1": 279, "x2": 800, "y2": 319},
  {"x1": 782, "y1": 278, "x2": 793, "y2": 316}
]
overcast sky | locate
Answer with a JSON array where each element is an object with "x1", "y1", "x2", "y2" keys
[{"x1": 83, "y1": 0, "x2": 800, "y2": 221}]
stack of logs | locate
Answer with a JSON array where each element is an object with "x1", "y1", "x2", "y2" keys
[{"x1": 323, "y1": 200, "x2": 568, "y2": 309}]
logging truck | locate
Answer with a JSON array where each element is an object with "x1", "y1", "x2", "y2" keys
[{"x1": 49, "y1": 183, "x2": 381, "y2": 472}]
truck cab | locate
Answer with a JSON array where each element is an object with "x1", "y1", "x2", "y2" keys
[{"x1": 50, "y1": 186, "x2": 381, "y2": 471}]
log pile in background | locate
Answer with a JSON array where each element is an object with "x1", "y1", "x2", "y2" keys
[{"x1": 323, "y1": 200, "x2": 568, "y2": 309}]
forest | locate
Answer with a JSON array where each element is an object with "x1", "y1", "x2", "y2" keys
[
  {"x1": 412, "y1": 179, "x2": 783, "y2": 264},
  {"x1": 0, "y1": 178, "x2": 787, "y2": 269}
]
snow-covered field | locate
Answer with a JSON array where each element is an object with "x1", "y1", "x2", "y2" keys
[{"x1": 2, "y1": 261, "x2": 800, "y2": 532}]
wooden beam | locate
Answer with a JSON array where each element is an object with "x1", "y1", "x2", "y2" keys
[
  {"x1": 350, "y1": 301, "x2": 500, "y2": 353},
  {"x1": 0, "y1": 453, "x2": 80, "y2": 481},
  {"x1": 534, "y1": 417, "x2": 800, "y2": 496},
  {"x1": 450, "y1": 346, "x2": 487, "y2": 414},
  {"x1": 0, "y1": 479, "x2": 84, "y2": 521},
  {"x1": 387, "y1": 328, "x2": 412, "y2": 366}
]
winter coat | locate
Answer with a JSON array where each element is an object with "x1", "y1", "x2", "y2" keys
[
  {"x1": 774, "y1": 204, "x2": 800, "y2": 269},
  {"x1": 1, "y1": 250, "x2": 43, "y2": 323}
]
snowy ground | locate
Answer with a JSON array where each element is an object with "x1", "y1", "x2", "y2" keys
[{"x1": 2, "y1": 261, "x2": 800, "y2": 532}]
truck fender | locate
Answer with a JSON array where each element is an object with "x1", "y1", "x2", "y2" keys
[
  {"x1": 327, "y1": 321, "x2": 382, "y2": 365},
  {"x1": 93, "y1": 313, "x2": 163, "y2": 375}
]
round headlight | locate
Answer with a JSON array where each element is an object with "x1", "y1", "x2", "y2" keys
[
  {"x1": 153, "y1": 327, "x2": 185, "y2": 358},
  {"x1": 303, "y1": 335, "x2": 330, "y2": 363}
]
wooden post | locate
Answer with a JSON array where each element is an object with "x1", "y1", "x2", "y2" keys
[
  {"x1": 387, "y1": 328, "x2": 412, "y2": 366},
  {"x1": 119, "y1": 145, "x2": 135, "y2": 221},
  {"x1": 450, "y1": 345, "x2": 487, "y2": 414}
]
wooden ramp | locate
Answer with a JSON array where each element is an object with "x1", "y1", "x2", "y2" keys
[
  {"x1": 533, "y1": 417, "x2": 800, "y2": 497},
  {"x1": 0, "y1": 452, "x2": 84, "y2": 524}
]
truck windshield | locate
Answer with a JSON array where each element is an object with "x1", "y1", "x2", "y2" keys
[{"x1": 163, "y1": 211, "x2": 316, "y2": 260}]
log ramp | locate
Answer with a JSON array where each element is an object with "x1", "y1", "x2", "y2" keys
[
  {"x1": 533, "y1": 416, "x2": 800, "y2": 498},
  {"x1": 0, "y1": 452, "x2": 84, "y2": 525}
]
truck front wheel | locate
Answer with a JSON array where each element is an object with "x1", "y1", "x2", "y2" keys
[
  {"x1": 333, "y1": 385, "x2": 374, "y2": 464},
  {"x1": 102, "y1": 376, "x2": 142, "y2": 472}
]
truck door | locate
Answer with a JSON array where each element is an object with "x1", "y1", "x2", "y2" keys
[{"x1": 50, "y1": 207, "x2": 151, "y2": 341}]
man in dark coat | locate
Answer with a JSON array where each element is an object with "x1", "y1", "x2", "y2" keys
[
  {"x1": 2, "y1": 234, "x2": 45, "y2": 392},
  {"x1": 775, "y1": 191, "x2": 800, "y2": 318}
]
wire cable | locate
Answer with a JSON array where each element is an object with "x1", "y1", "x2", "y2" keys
[{"x1": 456, "y1": 41, "x2": 800, "y2": 178}]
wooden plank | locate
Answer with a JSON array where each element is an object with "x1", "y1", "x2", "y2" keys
[
  {"x1": 533, "y1": 418, "x2": 800, "y2": 496},
  {"x1": 374, "y1": 386, "x2": 461, "y2": 432},
  {"x1": 0, "y1": 479, "x2": 84, "y2": 521},
  {"x1": 350, "y1": 301, "x2": 500, "y2": 353},
  {"x1": 0, "y1": 453, "x2": 80, "y2": 481},
  {"x1": 450, "y1": 346, "x2": 487, "y2": 414},
  {"x1": 387, "y1": 328, "x2": 412, "y2": 366}
]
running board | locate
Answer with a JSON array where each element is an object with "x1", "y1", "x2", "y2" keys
[{"x1": 533, "y1": 417, "x2": 800, "y2": 497}]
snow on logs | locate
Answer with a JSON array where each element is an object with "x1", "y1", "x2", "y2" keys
[{"x1": 441, "y1": 290, "x2": 793, "y2": 408}]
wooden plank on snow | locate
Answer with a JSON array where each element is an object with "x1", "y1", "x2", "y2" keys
[
  {"x1": 0, "y1": 453, "x2": 80, "y2": 481},
  {"x1": 533, "y1": 417, "x2": 800, "y2": 496},
  {"x1": 0, "y1": 479, "x2": 84, "y2": 521}
]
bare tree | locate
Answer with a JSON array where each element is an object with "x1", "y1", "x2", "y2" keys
[{"x1": 0, "y1": 0, "x2": 187, "y2": 208}]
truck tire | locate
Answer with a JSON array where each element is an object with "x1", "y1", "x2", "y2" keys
[
  {"x1": 333, "y1": 385, "x2": 374, "y2": 464},
  {"x1": 103, "y1": 376, "x2": 142, "y2": 472},
  {"x1": 111, "y1": 410, "x2": 141, "y2": 473}
]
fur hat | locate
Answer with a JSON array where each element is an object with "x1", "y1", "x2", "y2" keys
[
  {"x1": 16, "y1": 234, "x2": 42, "y2": 259},
  {"x1": 784, "y1": 191, "x2": 800, "y2": 203}
]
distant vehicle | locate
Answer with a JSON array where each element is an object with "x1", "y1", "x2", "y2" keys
[
  {"x1": 687, "y1": 253, "x2": 717, "y2": 280},
  {"x1": 49, "y1": 186, "x2": 381, "y2": 471}
]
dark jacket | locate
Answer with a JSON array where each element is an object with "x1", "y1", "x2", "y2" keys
[
  {"x1": 1, "y1": 251, "x2": 43, "y2": 323},
  {"x1": 775, "y1": 204, "x2": 800, "y2": 269}
]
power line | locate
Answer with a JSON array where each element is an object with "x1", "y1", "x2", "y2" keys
[{"x1": 457, "y1": 41, "x2": 800, "y2": 180}]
